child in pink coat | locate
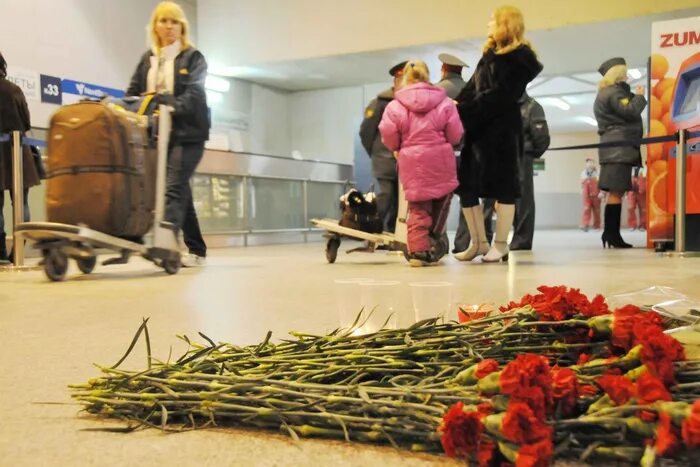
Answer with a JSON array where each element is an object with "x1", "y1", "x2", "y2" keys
[{"x1": 379, "y1": 60, "x2": 464, "y2": 266}]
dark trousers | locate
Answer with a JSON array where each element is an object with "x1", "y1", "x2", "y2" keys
[
  {"x1": 166, "y1": 143, "x2": 207, "y2": 257},
  {"x1": 376, "y1": 177, "x2": 398, "y2": 233},
  {"x1": 511, "y1": 157, "x2": 536, "y2": 249},
  {"x1": 0, "y1": 188, "x2": 30, "y2": 235}
]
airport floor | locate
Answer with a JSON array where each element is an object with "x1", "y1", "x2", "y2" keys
[{"x1": 0, "y1": 229, "x2": 697, "y2": 466}]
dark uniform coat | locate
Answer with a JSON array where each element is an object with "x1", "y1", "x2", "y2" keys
[
  {"x1": 593, "y1": 82, "x2": 646, "y2": 166},
  {"x1": 456, "y1": 45, "x2": 542, "y2": 203},
  {"x1": 0, "y1": 78, "x2": 40, "y2": 191},
  {"x1": 359, "y1": 88, "x2": 396, "y2": 180}
]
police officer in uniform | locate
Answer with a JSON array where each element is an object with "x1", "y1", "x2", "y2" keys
[
  {"x1": 510, "y1": 91, "x2": 550, "y2": 250},
  {"x1": 359, "y1": 61, "x2": 406, "y2": 233},
  {"x1": 434, "y1": 54, "x2": 475, "y2": 254}
]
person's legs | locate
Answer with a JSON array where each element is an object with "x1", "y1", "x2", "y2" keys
[
  {"x1": 376, "y1": 177, "x2": 398, "y2": 232},
  {"x1": 627, "y1": 192, "x2": 638, "y2": 230},
  {"x1": 602, "y1": 191, "x2": 632, "y2": 248},
  {"x1": 406, "y1": 200, "x2": 432, "y2": 254},
  {"x1": 165, "y1": 144, "x2": 205, "y2": 229},
  {"x1": 0, "y1": 190, "x2": 6, "y2": 261},
  {"x1": 638, "y1": 192, "x2": 646, "y2": 229},
  {"x1": 511, "y1": 161, "x2": 535, "y2": 250},
  {"x1": 592, "y1": 199, "x2": 601, "y2": 229},
  {"x1": 483, "y1": 201, "x2": 515, "y2": 262},
  {"x1": 164, "y1": 143, "x2": 207, "y2": 265},
  {"x1": 482, "y1": 198, "x2": 495, "y2": 245},
  {"x1": 182, "y1": 189, "x2": 207, "y2": 258},
  {"x1": 582, "y1": 197, "x2": 592, "y2": 230},
  {"x1": 452, "y1": 211, "x2": 470, "y2": 253}
]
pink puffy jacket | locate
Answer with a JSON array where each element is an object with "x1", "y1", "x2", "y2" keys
[{"x1": 379, "y1": 82, "x2": 463, "y2": 202}]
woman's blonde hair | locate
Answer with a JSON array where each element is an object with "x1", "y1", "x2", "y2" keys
[
  {"x1": 401, "y1": 60, "x2": 430, "y2": 86},
  {"x1": 598, "y1": 64, "x2": 628, "y2": 90},
  {"x1": 149, "y1": 1, "x2": 193, "y2": 50},
  {"x1": 483, "y1": 5, "x2": 532, "y2": 55}
]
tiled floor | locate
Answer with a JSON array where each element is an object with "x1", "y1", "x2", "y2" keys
[{"x1": 0, "y1": 229, "x2": 697, "y2": 466}]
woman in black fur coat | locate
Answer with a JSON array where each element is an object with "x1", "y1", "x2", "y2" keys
[{"x1": 455, "y1": 6, "x2": 542, "y2": 263}]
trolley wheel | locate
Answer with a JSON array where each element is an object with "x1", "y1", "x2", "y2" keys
[
  {"x1": 163, "y1": 258, "x2": 181, "y2": 275},
  {"x1": 326, "y1": 237, "x2": 340, "y2": 263},
  {"x1": 44, "y1": 250, "x2": 69, "y2": 282},
  {"x1": 76, "y1": 256, "x2": 97, "y2": 274}
]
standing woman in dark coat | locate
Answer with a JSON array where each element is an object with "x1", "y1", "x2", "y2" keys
[
  {"x1": 455, "y1": 5, "x2": 542, "y2": 263},
  {"x1": 126, "y1": 1, "x2": 210, "y2": 267},
  {"x1": 0, "y1": 51, "x2": 41, "y2": 262},
  {"x1": 593, "y1": 57, "x2": 646, "y2": 248}
]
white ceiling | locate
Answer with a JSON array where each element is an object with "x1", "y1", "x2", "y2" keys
[{"x1": 208, "y1": 8, "x2": 700, "y2": 132}]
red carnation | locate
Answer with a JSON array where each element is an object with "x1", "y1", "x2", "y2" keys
[
  {"x1": 656, "y1": 412, "x2": 680, "y2": 456},
  {"x1": 636, "y1": 372, "x2": 671, "y2": 405},
  {"x1": 439, "y1": 402, "x2": 484, "y2": 459},
  {"x1": 639, "y1": 410, "x2": 658, "y2": 423},
  {"x1": 475, "y1": 359, "x2": 499, "y2": 379},
  {"x1": 580, "y1": 384, "x2": 599, "y2": 397},
  {"x1": 636, "y1": 326, "x2": 685, "y2": 385},
  {"x1": 517, "y1": 438, "x2": 554, "y2": 467},
  {"x1": 499, "y1": 354, "x2": 553, "y2": 418},
  {"x1": 596, "y1": 374, "x2": 635, "y2": 405},
  {"x1": 611, "y1": 305, "x2": 643, "y2": 350},
  {"x1": 552, "y1": 367, "x2": 579, "y2": 416},
  {"x1": 477, "y1": 439, "x2": 496, "y2": 467},
  {"x1": 502, "y1": 401, "x2": 552, "y2": 444},
  {"x1": 682, "y1": 400, "x2": 700, "y2": 447}
]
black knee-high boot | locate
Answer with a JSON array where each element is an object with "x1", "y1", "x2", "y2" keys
[{"x1": 602, "y1": 204, "x2": 632, "y2": 248}]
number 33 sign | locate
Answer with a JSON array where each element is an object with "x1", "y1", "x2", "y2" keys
[{"x1": 40, "y1": 74, "x2": 63, "y2": 104}]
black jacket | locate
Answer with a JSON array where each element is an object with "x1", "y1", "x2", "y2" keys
[
  {"x1": 594, "y1": 82, "x2": 646, "y2": 166},
  {"x1": 520, "y1": 94, "x2": 550, "y2": 159},
  {"x1": 126, "y1": 47, "x2": 210, "y2": 144},
  {"x1": 0, "y1": 78, "x2": 40, "y2": 191},
  {"x1": 359, "y1": 88, "x2": 396, "y2": 179},
  {"x1": 456, "y1": 45, "x2": 542, "y2": 200}
]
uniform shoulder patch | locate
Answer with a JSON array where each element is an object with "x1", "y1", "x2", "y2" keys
[
  {"x1": 620, "y1": 97, "x2": 630, "y2": 106},
  {"x1": 365, "y1": 108, "x2": 374, "y2": 118}
]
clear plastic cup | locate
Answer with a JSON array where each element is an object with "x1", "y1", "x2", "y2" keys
[
  {"x1": 410, "y1": 282, "x2": 453, "y2": 323},
  {"x1": 334, "y1": 278, "x2": 372, "y2": 332},
  {"x1": 359, "y1": 280, "x2": 402, "y2": 333}
]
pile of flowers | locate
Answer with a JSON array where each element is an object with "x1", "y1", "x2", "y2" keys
[
  {"x1": 441, "y1": 286, "x2": 698, "y2": 466},
  {"x1": 71, "y1": 285, "x2": 699, "y2": 466}
]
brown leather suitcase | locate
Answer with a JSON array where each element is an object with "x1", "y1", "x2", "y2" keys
[{"x1": 46, "y1": 100, "x2": 156, "y2": 238}]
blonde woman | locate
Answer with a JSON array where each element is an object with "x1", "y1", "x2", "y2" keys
[
  {"x1": 455, "y1": 5, "x2": 542, "y2": 263},
  {"x1": 126, "y1": 1, "x2": 209, "y2": 267},
  {"x1": 378, "y1": 60, "x2": 463, "y2": 266},
  {"x1": 593, "y1": 57, "x2": 646, "y2": 248}
]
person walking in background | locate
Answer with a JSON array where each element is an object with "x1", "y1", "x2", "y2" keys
[
  {"x1": 126, "y1": 1, "x2": 210, "y2": 267},
  {"x1": 509, "y1": 91, "x2": 550, "y2": 250},
  {"x1": 0, "y1": 51, "x2": 41, "y2": 264},
  {"x1": 455, "y1": 5, "x2": 542, "y2": 263},
  {"x1": 627, "y1": 166, "x2": 646, "y2": 230},
  {"x1": 593, "y1": 57, "x2": 646, "y2": 248},
  {"x1": 379, "y1": 60, "x2": 463, "y2": 267},
  {"x1": 359, "y1": 61, "x2": 407, "y2": 233},
  {"x1": 580, "y1": 158, "x2": 601, "y2": 231}
]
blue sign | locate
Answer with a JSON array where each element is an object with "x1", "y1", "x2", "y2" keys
[
  {"x1": 40, "y1": 74, "x2": 62, "y2": 104},
  {"x1": 61, "y1": 79, "x2": 125, "y2": 100}
]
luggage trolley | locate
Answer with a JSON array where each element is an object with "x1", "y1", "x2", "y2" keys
[
  {"x1": 16, "y1": 103, "x2": 180, "y2": 281},
  {"x1": 310, "y1": 183, "x2": 449, "y2": 264}
]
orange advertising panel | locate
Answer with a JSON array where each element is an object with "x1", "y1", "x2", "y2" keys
[{"x1": 648, "y1": 18, "x2": 700, "y2": 246}]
